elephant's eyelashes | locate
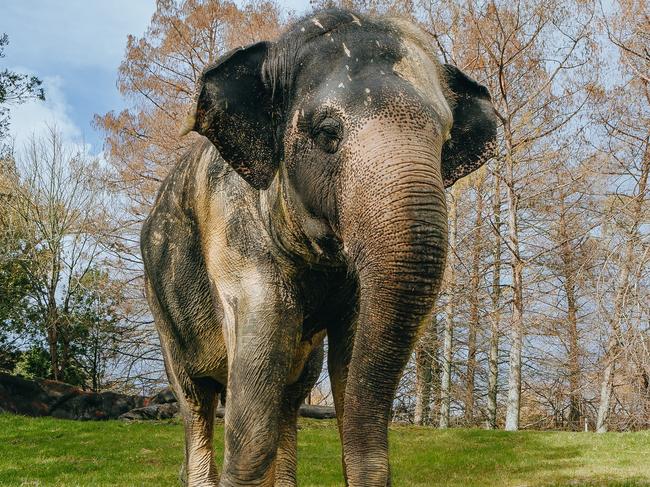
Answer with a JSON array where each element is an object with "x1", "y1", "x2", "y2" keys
[{"x1": 312, "y1": 116, "x2": 343, "y2": 153}]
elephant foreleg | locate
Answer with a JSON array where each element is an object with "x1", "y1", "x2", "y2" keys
[
  {"x1": 275, "y1": 344, "x2": 324, "y2": 487},
  {"x1": 218, "y1": 279, "x2": 302, "y2": 487},
  {"x1": 327, "y1": 318, "x2": 356, "y2": 486}
]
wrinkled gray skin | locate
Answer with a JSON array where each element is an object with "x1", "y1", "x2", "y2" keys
[{"x1": 141, "y1": 9, "x2": 496, "y2": 487}]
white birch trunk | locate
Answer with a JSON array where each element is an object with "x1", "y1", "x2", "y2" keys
[
  {"x1": 504, "y1": 143, "x2": 524, "y2": 432},
  {"x1": 487, "y1": 164, "x2": 502, "y2": 429},
  {"x1": 439, "y1": 191, "x2": 458, "y2": 429}
]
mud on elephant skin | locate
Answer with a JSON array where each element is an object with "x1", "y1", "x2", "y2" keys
[{"x1": 141, "y1": 8, "x2": 496, "y2": 487}]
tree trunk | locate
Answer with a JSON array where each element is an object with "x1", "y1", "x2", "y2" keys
[
  {"x1": 596, "y1": 240, "x2": 631, "y2": 433},
  {"x1": 46, "y1": 302, "x2": 60, "y2": 381},
  {"x1": 465, "y1": 179, "x2": 484, "y2": 424},
  {"x1": 439, "y1": 289, "x2": 454, "y2": 429},
  {"x1": 46, "y1": 324, "x2": 59, "y2": 382},
  {"x1": 596, "y1": 347, "x2": 616, "y2": 433},
  {"x1": 60, "y1": 334, "x2": 70, "y2": 383},
  {"x1": 566, "y1": 276, "x2": 581, "y2": 430},
  {"x1": 430, "y1": 329, "x2": 442, "y2": 426},
  {"x1": 487, "y1": 163, "x2": 502, "y2": 429},
  {"x1": 440, "y1": 190, "x2": 458, "y2": 429},
  {"x1": 504, "y1": 142, "x2": 524, "y2": 432},
  {"x1": 45, "y1": 251, "x2": 62, "y2": 381},
  {"x1": 414, "y1": 315, "x2": 437, "y2": 425},
  {"x1": 596, "y1": 144, "x2": 648, "y2": 433},
  {"x1": 559, "y1": 207, "x2": 582, "y2": 430}
]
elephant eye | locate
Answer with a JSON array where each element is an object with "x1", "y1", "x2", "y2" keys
[{"x1": 312, "y1": 116, "x2": 342, "y2": 154}]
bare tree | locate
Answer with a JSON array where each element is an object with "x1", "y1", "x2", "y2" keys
[
  {"x1": 456, "y1": 0, "x2": 595, "y2": 430},
  {"x1": 439, "y1": 188, "x2": 459, "y2": 428},
  {"x1": 463, "y1": 171, "x2": 486, "y2": 423},
  {"x1": 487, "y1": 159, "x2": 503, "y2": 428},
  {"x1": 9, "y1": 126, "x2": 105, "y2": 380},
  {"x1": 594, "y1": 0, "x2": 649, "y2": 432},
  {"x1": 414, "y1": 315, "x2": 438, "y2": 425}
]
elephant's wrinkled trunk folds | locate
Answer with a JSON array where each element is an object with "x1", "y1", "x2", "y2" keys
[{"x1": 338, "y1": 122, "x2": 448, "y2": 483}]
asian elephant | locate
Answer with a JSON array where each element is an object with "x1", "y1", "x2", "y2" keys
[{"x1": 141, "y1": 8, "x2": 496, "y2": 487}]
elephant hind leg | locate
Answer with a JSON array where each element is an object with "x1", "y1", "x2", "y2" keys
[
  {"x1": 145, "y1": 281, "x2": 221, "y2": 487},
  {"x1": 166, "y1": 362, "x2": 221, "y2": 487},
  {"x1": 275, "y1": 344, "x2": 324, "y2": 487}
]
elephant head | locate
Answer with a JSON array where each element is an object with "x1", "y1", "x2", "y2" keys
[
  {"x1": 181, "y1": 9, "x2": 496, "y2": 485},
  {"x1": 180, "y1": 12, "x2": 495, "y2": 190}
]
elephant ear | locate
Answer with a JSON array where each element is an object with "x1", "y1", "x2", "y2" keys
[
  {"x1": 180, "y1": 41, "x2": 278, "y2": 190},
  {"x1": 441, "y1": 64, "x2": 497, "y2": 188}
]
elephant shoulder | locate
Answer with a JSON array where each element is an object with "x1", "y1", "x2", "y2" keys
[{"x1": 141, "y1": 140, "x2": 221, "y2": 266}]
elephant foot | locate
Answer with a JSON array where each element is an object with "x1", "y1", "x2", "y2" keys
[
  {"x1": 180, "y1": 462, "x2": 220, "y2": 487},
  {"x1": 275, "y1": 477, "x2": 298, "y2": 487},
  {"x1": 179, "y1": 463, "x2": 187, "y2": 486}
]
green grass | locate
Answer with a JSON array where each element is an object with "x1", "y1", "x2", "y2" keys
[{"x1": 0, "y1": 414, "x2": 648, "y2": 486}]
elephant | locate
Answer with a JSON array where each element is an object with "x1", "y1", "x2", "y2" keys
[{"x1": 141, "y1": 8, "x2": 496, "y2": 487}]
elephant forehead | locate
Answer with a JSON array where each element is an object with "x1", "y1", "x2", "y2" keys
[
  {"x1": 289, "y1": 23, "x2": 452, "y2": 138},
  {"x1": 390, "y1": 19, "x2": 453, "y2": 136}
]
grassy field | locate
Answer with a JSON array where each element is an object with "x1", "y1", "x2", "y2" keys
[{"x1": 0, "y1": 414, "x2": 648, "y2": 486}]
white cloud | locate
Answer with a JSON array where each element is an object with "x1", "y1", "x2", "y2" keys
[
  {"x1": 3, "y1": 1, "x2": 155, "y2": 72},
  {"x1": 7, "y1": 71, "x2": 82, "y2": 152}
]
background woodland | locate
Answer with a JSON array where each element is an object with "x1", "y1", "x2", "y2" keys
[{"x1": 1, "y1": 0, "x2": 648, "y2": 433}]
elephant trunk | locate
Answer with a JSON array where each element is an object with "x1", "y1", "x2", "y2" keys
[
  {"x1": 340, "y1": 125, "x2": 449, "y2": 333},
  {"x1": 338, "y1": 125, "x2": 448, "y2": 483}
]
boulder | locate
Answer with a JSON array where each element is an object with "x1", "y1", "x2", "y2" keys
[
  {"x1": 299, "y1": 405, "x2": 336, "y2": 419},
  {"x1": 150, "y1": 387, "x2": 176, "y2": 405},
  {"x1": 213, "y1": 404, "x2": 335, "y2": 419},
  {"x1": 0, "y1": 372, "x2": 78, "y2": 416},
  {"x1": 51, "y1": 391, "x2": 145, "y2": 420},
  {"x1": 119, "y1": 402, "x2": 180, "y2": 421},
  {"x1": 0, "y1": 373, "x2": 145, "y2": 420},
  {"x1": 0, "y1": 374, "x2": 336, "y2": 422}
]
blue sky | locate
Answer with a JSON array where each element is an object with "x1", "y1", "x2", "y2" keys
[{"x1": 3, "y1": 0, "x2": 310, "y2": 152}]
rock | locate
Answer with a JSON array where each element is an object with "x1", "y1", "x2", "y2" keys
[
  {"x1": 213, "y1": 404, "x2": 335, "y2": 419},
  {"x1": 51, "y1": 391, "x2": 146, "y2": 420},
  {"x1": 0, "y1": 372, "x2": 78, "y2": 416},
  {"x1": 150, "y1": 387, "x2": 176, "y2": 405},
  {"x1": 120, "y1": 402, "x2": 180, "y2": 421},
  {"x1": 0, "y1": 372, "x2": 145, "y2": 420},
  {"x1": 299, "y1": 405, "x2": 336, "y2": 419},
  {"x1": 0, "y1": 373, "x2": 336, "y2": 422}
]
